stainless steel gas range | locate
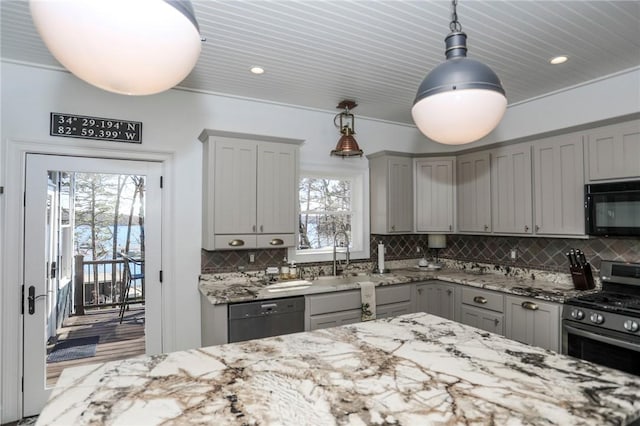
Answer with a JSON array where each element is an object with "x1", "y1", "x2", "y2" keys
[{"x1": 562, "y1": 260, "x2": 640, "y2": 376}]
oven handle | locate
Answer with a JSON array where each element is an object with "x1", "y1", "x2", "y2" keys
[{"x1": 563, "y1": 323, "x2": 640, "y2": 352}]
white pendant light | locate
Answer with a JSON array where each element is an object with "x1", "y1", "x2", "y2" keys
[
  {"x1": 30, "y1": 0, "x2": 202, "y2": 96},
  {"x1": 412, "y1": 0, "x2": 507, "y2": 145}
]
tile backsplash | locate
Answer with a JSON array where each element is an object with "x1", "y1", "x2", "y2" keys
[{"x1": 202, "y1": 234, "x2": 639, "y2": 274}]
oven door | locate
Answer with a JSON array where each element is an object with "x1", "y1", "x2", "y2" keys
[{"x1": 563, "y1": 321, "x2": 640, "y2": 376}]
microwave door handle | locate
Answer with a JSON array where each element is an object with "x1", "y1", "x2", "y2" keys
[{"x1": 564, "y1": 324, "x2": 640, "y2": 352}]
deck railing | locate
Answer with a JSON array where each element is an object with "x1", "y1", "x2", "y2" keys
[{"x1": 73, "y1": 255, "x2": 145, "y2": 314}]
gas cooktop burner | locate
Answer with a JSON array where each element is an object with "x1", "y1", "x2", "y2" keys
[{"x1": 567, "y1": 292, "x2": 640, "y2": 316}]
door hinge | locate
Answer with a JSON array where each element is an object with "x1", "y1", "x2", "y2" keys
[
  {"x1": 159, "y1": 270, "x2": 163, "y2": 283},
  {"x1": 0, "y1": 186, "x2": 4, "y2": 194},
  {"x1": 160, "y1": 176, "x2": 164, "y2": 188}
]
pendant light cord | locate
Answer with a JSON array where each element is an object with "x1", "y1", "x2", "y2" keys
[{"x1": 449, "y1": 0, "x2": 462, "y2": 32}]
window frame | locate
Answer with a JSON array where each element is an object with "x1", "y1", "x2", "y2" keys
[{"x1": 288, "y1": 165, "x2": 370, "y2": 264}]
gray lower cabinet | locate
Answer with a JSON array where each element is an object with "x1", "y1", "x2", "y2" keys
[
  {"x1": 201, "y1": 296, "x2": 229, "y2": 346},
  {"x1": 505, "y1": 295, "x2": 561, "y2": 352},
  {"x1": 306, "y1": 289, "x2": 362, "y2": 331},
  {"x1": 376, "y1": 284, "x2": 413, "y2": 319},
  {"x1": 415, "y1": 281, "x2": 456, "y2": 320},
  {"x1": 460, "y1": 305, "x2": 504, "y2": 335},
  {"x1": 459, "y1": 287, "x2": 505, "y2": 335}
]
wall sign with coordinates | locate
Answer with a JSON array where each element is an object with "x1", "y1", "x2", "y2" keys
[{"x1": 50, "y1": 113, "x2": 142, "y2": 144}]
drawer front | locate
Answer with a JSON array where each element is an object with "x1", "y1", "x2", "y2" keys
[
  {"x1": 461, "y1": 288, "x2": 504, "y2": 313},
  {"x1": 214, "y1": 234, "x2": 257, "y2": 250},
  {"x1": 376, "y1": 284, "x2": 411, "y2": 305},
  {"x1": 307, "y1": 290, "x2": 362, "y2": 315},
  {"x1": 309, "y1": 309, "x2": 362, "y2": 331},
  {"x1": 256, "y1": 233, "x2": 295, "y2": 248}
]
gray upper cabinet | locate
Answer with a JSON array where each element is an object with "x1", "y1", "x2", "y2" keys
[
  {"x1": 586, "y1": 119, "x2": 640, "y2": 181},
  {"x1": 415, "y1": 158, "x2": 455, "y2": 233},
  {"x1": 532, "y1": 133, "x2": 585, "y2": 236},
  {"x1": 491, "y1": 144, "x2": 533, "y2": 234},
  {"x1": 200, "y1": 131, "x2": 300, "y2": 250},
  {"x1": 369, "y1": 154, "x2": 413, "y2": 234},
  {"x1": 457, "y1": 152, "x2": 491, "y2": 233}
]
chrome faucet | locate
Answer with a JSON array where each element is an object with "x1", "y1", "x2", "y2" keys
[{"x1": 333, "y1": 230, "x2": 350, "y2": 276}]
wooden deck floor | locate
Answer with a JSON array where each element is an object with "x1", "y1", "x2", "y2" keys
[{"x1": 46, "y1": 306, "x2": 145, "y2": 385}]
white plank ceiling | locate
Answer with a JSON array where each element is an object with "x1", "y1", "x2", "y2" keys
[{"x1": 2, "y1": 1, "x2": 639, "y2": 124}]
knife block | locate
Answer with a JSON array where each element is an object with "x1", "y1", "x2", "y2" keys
[{"x1": 570, "y1": 264, "x2": 595, "y2": 290}]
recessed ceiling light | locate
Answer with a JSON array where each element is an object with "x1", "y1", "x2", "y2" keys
[
  {"x1": 549, "y1": 55, "x2": 568, "y2": 65},
  {"x1": 250, "y1": 66, "x2": 265, "y2": 75}
]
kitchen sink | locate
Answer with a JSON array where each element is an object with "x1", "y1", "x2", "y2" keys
[{"x1": 264, "y1": 280, "x2": 312, "y2": 292}]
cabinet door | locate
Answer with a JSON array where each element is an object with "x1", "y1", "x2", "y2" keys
[
  {"x1": 491, "y1": 144, "x2": 533, "y2": 234},
  {"x1": 415, "y1": 159, "x2": 454, "y2": 232},
  {"x1": 457, "y1": 152, "x2": 491, "y2": 233},
  {"x1": 505, "y1": 296, "x2": 560, "y2": 352},
  {"x1": 460, "y1": 305, "x2": 504, "y2": 335},
  {"x1": 214, "y1": 139, "x2": 257, "y2": 234},
  {"x1": 257, "y1": 142, "x2": 297, "y2": 234},
  {"x1": 388, "y1": 157, "x2": 413, "y2": 233},
  {"x1": 587, "y1": 120, "x2": 640, "y2": 181},
  {"x1": 533, "y1": 134, "x2": 584, "y2": 236},
  {"x1": 416, "y1": 283, "x2": 455, "y2": 320}
]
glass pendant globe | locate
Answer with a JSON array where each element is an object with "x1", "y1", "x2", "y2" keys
[
  {"x1": 30, "y1": 0, "x2": 201, "y2": 96},
  {"x1": 412, "y1": 88, "x2": 507, "y2": 145}
]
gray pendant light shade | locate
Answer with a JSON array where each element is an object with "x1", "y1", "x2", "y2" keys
[
  {"x1": 30, "y1": 0, "x2": 202, "y2": 96},
  {"x1": 412, "y1": 5, "x2": 507, "y2": 145}
]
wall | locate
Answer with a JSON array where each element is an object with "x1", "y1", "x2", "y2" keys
[{"x1": 371, "y1": 234, "x2": 639, "y2": 274}]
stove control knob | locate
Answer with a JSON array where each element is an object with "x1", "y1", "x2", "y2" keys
[
  {"x1": 589, "y1": 313, "x2": 604, "y2": 324},
  {"x1": 623, "y1": 320, "x2": 639, "y2": 333},
  {"x1": 570, "y1": 309, "x2": 584, "y2": 320}
]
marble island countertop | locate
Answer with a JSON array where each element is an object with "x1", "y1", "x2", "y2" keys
[
  {"x1": 37, "y1": 312, "x2": 640, "y2": 426},
  {"x1": 199, "y1": 264, "x2": 595, "y2": 305}
]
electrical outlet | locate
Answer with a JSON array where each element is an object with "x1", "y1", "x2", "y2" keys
[
  {"x1": 249, "y1": 252, "x2": 255, "y2": 263},
  {"x1": 416, "y1": 246, "x2": 421, "y2": 253},
  {"x1": 510, "y1": 248, "x2": 518, "y2": 260}
]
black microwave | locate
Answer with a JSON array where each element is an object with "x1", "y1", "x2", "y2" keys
[{"x1": 585, "y1": 180, "x2": 640, "y2": 237}]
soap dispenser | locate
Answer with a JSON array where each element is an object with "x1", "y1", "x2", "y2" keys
[
  {"x1": 280, "y1": 257, "x2": 289, "y2": 280},
  {"x1": 289, "y1": 261, "x2": 297, "y2": 279}
]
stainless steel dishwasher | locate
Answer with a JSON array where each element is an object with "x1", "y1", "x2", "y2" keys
[{"x1": 228, "y1": 296, "x2": 305, "y2": 343}]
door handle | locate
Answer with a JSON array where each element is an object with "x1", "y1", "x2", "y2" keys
[
  {"x1": 521, "y1": 301, "x2": 539, "y2": 311},
  {"x1": 27, "y1": 285, "x2": 46, "y2": 315}
]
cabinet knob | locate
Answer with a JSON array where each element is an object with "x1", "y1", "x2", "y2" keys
[
  {"x1": 228, "y1": 239, "x2": 245, "y2": 247},
  {"x1": 447, "y1": 289, "x2": 452, "y2": 296},
  {"x1": 473, "y1": 296, "x2": 487, "y2": 304},
  {"x1": 521, "y1": 301, "x2": 539, "y2": 311},
  {"x1": 524, "y1": 225, "x2": 529, "y2": 232},
  {"x1": 484, "y1": 225, "x2": 489, "y2": 231},
  {"x1": 417, "y1": 288, "x2": 423, "y2": 295},
  {"x1": 494, "y1": 318, "x2": 500, "y2": 326},
  {"x1": 391, "y1": 225, "x2": 396, "y2": 231},
  {"x1": 252, "y1": 225, "x2": 256, "y2": 232},
  {"x1": 535, "y1": 225, "x2": 540, "y2": 232},
  {"x1": 449, "y1": 225, "x2": 452, "y2": 231},
  {"x1": 260, "y1": 225, "x2": 264, "y2": 233}
]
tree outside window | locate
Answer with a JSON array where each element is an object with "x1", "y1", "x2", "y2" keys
[{"x1": 298, "y1": 177, "x2": 352, "y2": 250}]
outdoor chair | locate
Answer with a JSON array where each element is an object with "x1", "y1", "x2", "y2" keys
[{"x1": 119, "y1": 252, "x2": 144, "y2": 323}]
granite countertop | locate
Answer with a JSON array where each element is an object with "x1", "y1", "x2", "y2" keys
[
  {"x1": 36, "y1": 312, "x2": 640, "y2": 426},
  {"x1": 199, "y1": 265, "x2": 595, "y2": 305}
]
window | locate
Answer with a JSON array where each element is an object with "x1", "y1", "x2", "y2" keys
[{"x1": 289, "y1": 167, "x2": 369, "y2": 263}]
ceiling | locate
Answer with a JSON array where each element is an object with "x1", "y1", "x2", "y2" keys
[{"x1": 2, "y1": 1, "x2": 639, "y2": 125}]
